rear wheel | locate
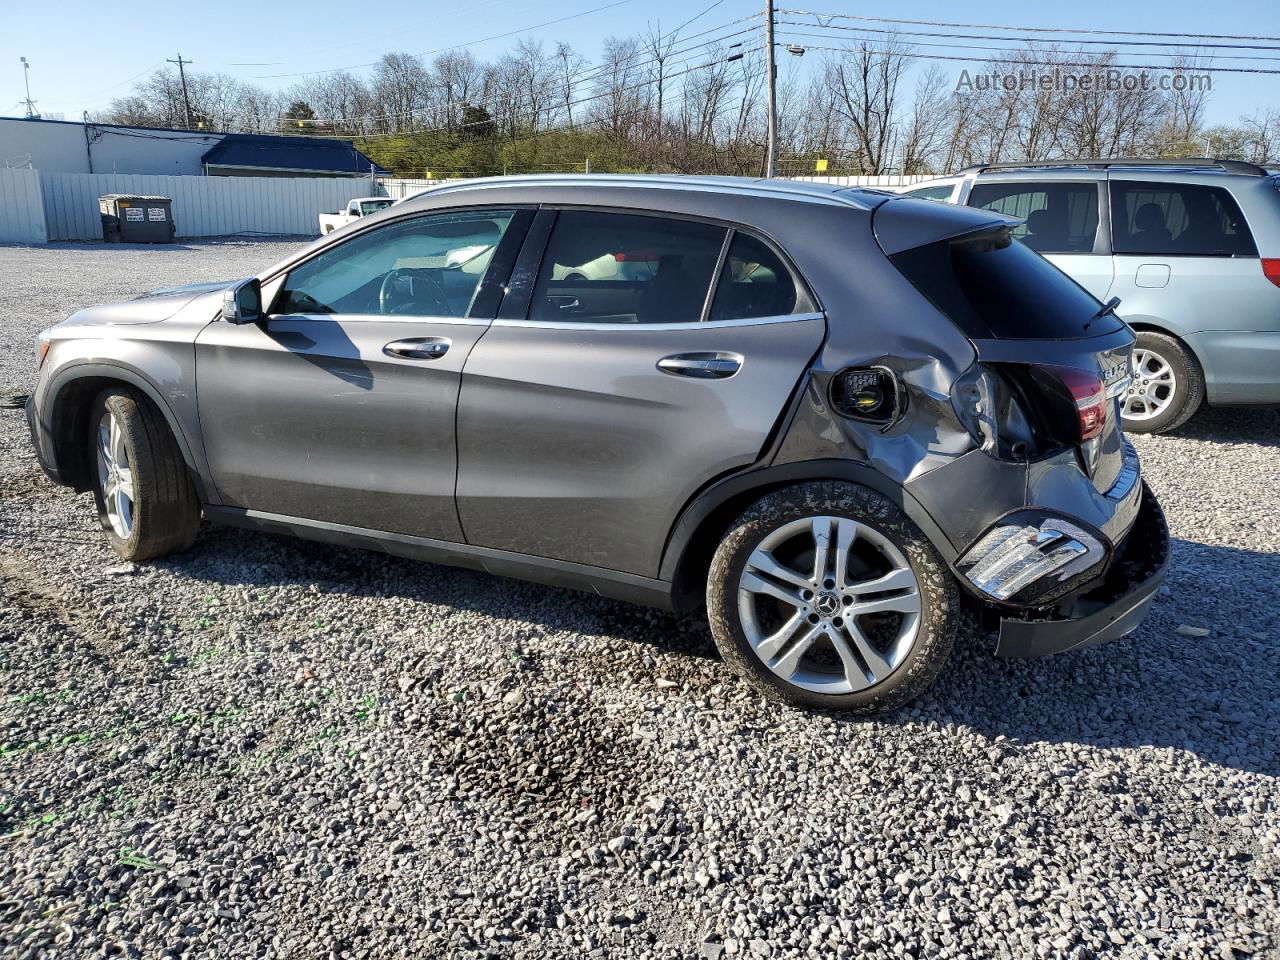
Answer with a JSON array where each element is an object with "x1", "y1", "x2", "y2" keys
[
  {"x1": 89, "y1": 388, "x2": 201, "y2": 561},
  {"x1": 1121, "y1": 331, "x2": 1204, "y2": 434},
  {"x1": 706, "y1": 481, "x2": 958, "y2": 712}
]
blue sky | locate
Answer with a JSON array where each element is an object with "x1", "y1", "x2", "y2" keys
[{"x1": 4, "y1": 0, "x2": 1277, "y2": 127}]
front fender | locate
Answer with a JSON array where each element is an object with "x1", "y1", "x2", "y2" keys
[{"x1": 40, "y1": 359, "x2": 214, "y2": 502}]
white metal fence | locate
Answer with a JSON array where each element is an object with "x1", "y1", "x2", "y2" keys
[
  {"x1": 787, "y1": 174, "x2": 934, "y2": 188},
  {"x1": 38, "y1": 173, "x2": 379, "y2": 242},
  {"x1": 380, "y1": 177, "x2": 449, "y2": 200},
  {"x1": 0, "y1": 170, "x2": 941, "y2": 247},
  {"x1": 0, "y1": 168, "x2": 48, "y2": 244}
]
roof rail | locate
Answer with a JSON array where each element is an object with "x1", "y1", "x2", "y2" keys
[{"x1": 957, "y1": 157, "x2": 1271, "y2": 177}]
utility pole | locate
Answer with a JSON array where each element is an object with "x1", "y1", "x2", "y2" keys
[
  {"x1": 763, "y1": 0, "x2": 778, "y2": 178},
  {"x1": 19, "y1": 57, "x2": 38, "y2": 118},
  {"x1": 167, "y1": 53, "x2": 194, "y2": 130}
]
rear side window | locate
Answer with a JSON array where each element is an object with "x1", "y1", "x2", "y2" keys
[
  {"x1": 530, "y1": 211, "x2": 726, "y2": 324},
  {"x1": 891, "y1": 227, "x2": 1123, "y2": 340},
  {"x1": 1110, "y1": 180, "x2": 1257, "y2": 256},
  {"x1": 708, "y1": 233, "x2": 804, "y2": 322},
  {"x1": 969, "y1": 181, "x2": 1100, "y2": 254}
]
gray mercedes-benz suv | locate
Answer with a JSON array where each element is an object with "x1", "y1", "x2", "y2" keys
[{"x1": 26, "y1": 175, "x2": 1169, "y2": 713}]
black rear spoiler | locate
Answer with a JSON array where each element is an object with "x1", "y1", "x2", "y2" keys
[{"x1": 872, "y1": 195, "x2": 1018, "y2": 257}]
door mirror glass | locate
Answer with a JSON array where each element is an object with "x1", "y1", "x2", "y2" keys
[{"x1": 222, "y1": 277, "x2": 262, "y2": 324}]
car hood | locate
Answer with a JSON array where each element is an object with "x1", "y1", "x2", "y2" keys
[{"x1": 61, "y1": 280, "x2": 232, "y2": 328}]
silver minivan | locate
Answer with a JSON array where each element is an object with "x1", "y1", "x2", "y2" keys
[{"x1": 901, "y1": 159, "x2": 1280, "y2": 432}]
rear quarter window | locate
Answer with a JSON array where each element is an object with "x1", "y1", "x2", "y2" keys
[
  {"x1": 1110, "y1": 180, "x2": 1257, "y2": 257},
  {"x1": 891, "y1": 227, "x2": 1122, "y2": 340}
]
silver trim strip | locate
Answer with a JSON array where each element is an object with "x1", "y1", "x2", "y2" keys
[
  {"x1": 490, "y1": 312, "x2": 824, "y2": 332},
  {"x1": 1105, "y1": 440, "x2": 1141, "y2": 502}
]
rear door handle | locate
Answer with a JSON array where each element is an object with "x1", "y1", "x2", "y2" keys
[
  {"x1": 657, "y1": 351, "x2": 743, "y2": 379},
  {"x1": 383, "y1": 337, "x2": 450, "y2": 360},
  {"x1": 546, "y1": 295, "x2": 581, "y2": 310}
]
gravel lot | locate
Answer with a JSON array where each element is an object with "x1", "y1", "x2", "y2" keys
[{"x1": 1, "y1": 240, "x2": 1277, "y2": 960}]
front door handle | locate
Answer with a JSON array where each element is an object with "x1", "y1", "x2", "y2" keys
[
  {"x1": 657, "y1": 351, "x2": 743, "y2": 379},
  {"x1": 384, "y1": 337, "x2": 450, "y2": 361}
]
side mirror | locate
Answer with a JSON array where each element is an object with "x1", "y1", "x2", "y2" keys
[{"x1": 222, "y1": 277, "x2": 262, "y2": 324}]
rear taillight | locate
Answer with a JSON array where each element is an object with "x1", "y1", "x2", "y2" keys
[
  {"x1": 1263, "y1": 259, "x2": 1280, "y2": 289},
  {"x1": 1033, "y1": 365, "x2": 1106, "y2": 442}
]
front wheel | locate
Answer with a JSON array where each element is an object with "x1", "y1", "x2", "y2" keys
[
  {"x1": 1121, "y1": 331, "x2": 1204, "y2": 434},
  {"x1": 706, "y1": 481, "x2": 958, "y2": 712},
  {"x1": 89, "y1": 388, "x2": 201, "y2": 561}
]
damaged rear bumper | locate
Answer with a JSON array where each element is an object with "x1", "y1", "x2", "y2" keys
[{"x1": 994, "y1": 482, "x2": 1169, "y2": 658}]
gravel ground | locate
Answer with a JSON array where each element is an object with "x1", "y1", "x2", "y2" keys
[{"x1": 0, "y1": 240, "x2": 1277, "y2": 960}]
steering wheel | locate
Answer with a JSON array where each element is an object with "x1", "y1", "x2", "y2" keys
[{"x1": 378, "y1": 268, "x2": 450, "y2": 316}]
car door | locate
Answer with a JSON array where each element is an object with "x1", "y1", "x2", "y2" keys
[
  {"x1": 454, "y1": 208, "x2": 827, "y2": 578},
  {"x1": 1106, "y1": 178, "x2": 1267, "y2": 397},
  {"x1": 195, "y1": 206, "x2": 530, "y2": 540},
  {"x1": 967, "y1": 178, "x2": 1115, "y2": 300}
]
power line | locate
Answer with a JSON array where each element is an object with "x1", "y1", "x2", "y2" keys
[
  {"x1": 777, "y1": 9, "x2": 1280, "y2": 44},
  {"x1": 776, "y1": 17, "x2": 1280, "y2": 55},
  {"x1": 278, "y1": 25, "x2": 760, "y2": 130},
  {"x1": 774, "y1": 26, "x2": 1280, "y2": 64},
  {"x1": 352, "y1": 43, "x2": 761, "y2": 143},
  {"x1": 250, "y1": 0, "x2": 638, "y2": 80},
  {"x1": 778, "y1": 38, "x2": 1280, "y2": 75},
  {"x1": 672, "y1": 0, "x2": 730, "y2": 36}
]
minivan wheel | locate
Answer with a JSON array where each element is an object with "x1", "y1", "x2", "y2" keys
[
  {"x1": 88, "y1": 388, "x2": 201, "y2": 561},
  {"x1": 706, "y1": 481, "x2": 958, "y2": 712},
  {"x1": 1121, "y1": 332, "x2": 1204, "y2": 434}
]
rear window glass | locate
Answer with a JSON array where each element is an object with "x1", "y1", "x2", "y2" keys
[
  {"x1": 708, "y1": 233, "x2": 804, "y2": 322},
  {"x1": 1110, "y1": 181, "x2": 1257, "y2": 256},
  {"x1": 890, "y1": 227, "x2": 1123, "y2": 340},
  {"x1": 969, "y1": 181, "x2": 1100, "y2": 254}
]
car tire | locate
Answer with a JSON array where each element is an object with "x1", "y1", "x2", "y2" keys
[
  {"x1": 1121, "y1": 331, "x2": 1204, "y2": 435},
  {"x1": 88, "y1": 387, "x2": 201, "y2": 562},
  {"x1": 706, "y1": 481, "x2": 958, "y2": 713}
]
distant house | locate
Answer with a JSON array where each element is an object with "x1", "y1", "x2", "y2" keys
[{"x1": 0, "y1": 116, "x2": 386, "y2": 179}]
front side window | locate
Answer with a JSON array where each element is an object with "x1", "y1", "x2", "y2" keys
[
  {"x1": 278, "y1": 209, "x2": 515, "y2": 318},
  {"x1": 530, "y1": 211, "x2": 726, "y2": 324},
  {"x1": 969, "y1": 181, "x2": 1100, "y2": 254},
  {"x1": 708, "y1": 233, "x2": 804, "y2": 322},
  {"x1": 359, "y1": 200, "x2": 393, "y2": 216},
  {"x1": 1110, "y1": 180, "x2": 1257, "y2": 256}
]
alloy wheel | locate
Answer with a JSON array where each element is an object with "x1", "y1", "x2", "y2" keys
[
  {"x1": 96, "y1": 410, "x2": 135, "y2": 539},
  {"x1": 1123, "y1": 347, "x2": 1177, "y2": 421},
  {"x1": 737, "y1": 516, "x2": 921, "y2": 694}
]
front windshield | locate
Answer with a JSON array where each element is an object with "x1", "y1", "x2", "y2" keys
[{"x1": 359, "y1": 200, "x2": 393, "y2": 215}]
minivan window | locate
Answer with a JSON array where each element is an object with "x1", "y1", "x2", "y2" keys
[
  {"x1": 969, "y1": 182, "x2": 1100, "y2": 254},
  {"x1": 1110, "y1": 180, "x2": 1257, "y2": 257},
  {"x1": 708, "y1": 233, "x2": 804, "y2": 322},
  {"x1": 278, "y1": 209, "x2": 515, "y2": 318},
  {"x1": 890, "y1": 227, "x2": 1123, "y2": 340},
  {"x1": 902, "y1": 184, "x2": 955, "y2": 202},
  {"x1": 530, "y1": 211, "x2": 726, "y2": 324}
]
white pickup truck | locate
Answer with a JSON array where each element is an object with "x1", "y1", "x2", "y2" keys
[{"x1": 318, "y1": 197, "x2": 393, "y2": 235}]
